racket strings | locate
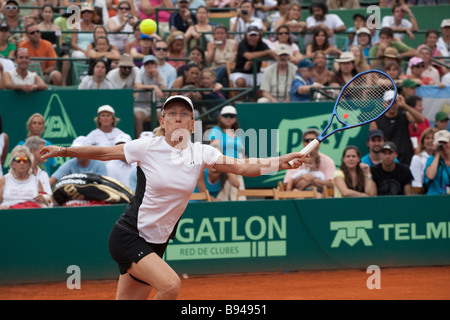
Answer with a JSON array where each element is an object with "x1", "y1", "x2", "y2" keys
[{"x1": 336, "y1": 72, "x2": 395, "y2": 126}]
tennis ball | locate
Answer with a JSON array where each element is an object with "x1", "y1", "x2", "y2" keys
[{"x1": 140, "y1": 19, "x2": 157, "y2": 35}]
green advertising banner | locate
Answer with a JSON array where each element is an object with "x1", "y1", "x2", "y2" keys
[
  {"x1": 235, "y1": 102, "x2": 370, "y2": 188},
  {"x1": 0, "y1": 89, "x2": 135, "y2": 174},
  {"x1": 0, "y1": 196, "x2": 449, "y2": 285}
]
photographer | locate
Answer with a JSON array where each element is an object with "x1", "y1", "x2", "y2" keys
[
  {"x1": 107, "y1": 1, "x2": 138, "y2": 54},
  {"x1": 424, "y1": 130, "x2": 450, "y2": 195},
  {"x1": 229, "y1": 0, "x2": 265, "y2": 42}
]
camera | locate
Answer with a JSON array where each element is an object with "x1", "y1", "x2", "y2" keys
[
  {"x1": 437, "y1": 143, "x2": 444, "y2": 151},
  {"x1": 128, "y1": 14, "x2": 133, "y2": 19},
  {"x1": 241, "y1": 9, "x2": 248, "y2": 15},
  {"x1": 215, "y1": 41, "x2": 223, "y2": 45}
]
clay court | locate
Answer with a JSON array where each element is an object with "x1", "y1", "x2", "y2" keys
[{"x1": 1, "y1": 266, "x2": 449, "y2": 300}]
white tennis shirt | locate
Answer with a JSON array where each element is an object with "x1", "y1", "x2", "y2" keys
[{"x1": 123, "y1": 136, "x2": 222, "y2": 243}]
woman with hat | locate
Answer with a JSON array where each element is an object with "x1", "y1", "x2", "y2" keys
[
  {"x1": 86, "y1": 105, "x2": 128, "y2": 147},
  {"x1": 40, "y1": 95, "x2": 307, "y2": 299},
  {"x1": 71, "y1": 5, "x2": 96, "y2": 59},
  {"x1": 329, "y1": 52, "x2": 357, "y2": 87}
]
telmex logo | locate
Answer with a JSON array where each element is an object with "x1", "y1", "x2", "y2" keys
[
  {"x1": 330, "y1": 220, "x2": 450, "y2": 248},
  {"x1": 165, "y1": 215, "x2": 287, "y2": 261}
]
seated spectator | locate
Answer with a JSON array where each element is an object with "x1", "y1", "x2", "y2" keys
[
  {"x1": 406, "y1": 95, "x2": 430, "y2": 150},
  {"x1": 265, "y1": 25, "x2": 303, "y2": 66},
  {"x1": 304, "y1": 1, "x2": 346, "y2": 47},
  {"x1": 251, "y1": 0, "x2": 277, "y2": 27},
  {"x1": 1, "y1": 0, "x2": 24, "y2": 45},
  {"x1": 399, "y1": 78, "x2": 419, "y2": 99},
  {"x1": 406, "y1": 47, "x2": 441, "y2": 85},
  {"x1": 86, "y1": 105, "x2": 128, "y2": 147},
  {"x1": 384, "y1": 61, "x2": 402, "y2": 87},
  {"x1": 124, "y1": 20, "x2": 142, "y2": 54},
  {"x1": 130, "y1": 33, "x2": 154, "y2": 68},
  {"x1": 177, "y1": 46, "x2": 205, "y2": 77},
  {"x1": 78, "y1": 58, "x2": 116, "y2": 89},
  {"x1": 184, "y1": 6, "x2": 213, "y2": 52},
  {"x1": 374, "y1": 47, "x2": 402, "y2": 73},
  {"x1": 410, "y1": 127, "x2": 438, "y2": 189},
  {"x1": 369, "y1": 27, "x2": 417, "y2": 69},
  {"x1": 0, "y1": 22, "x2": 16, "y2": 58},
  {"x1": 4, "y1": 48, "x2": 48, "y2": 92},
  {"x1": 283, "y1": 128, "x2": 336, "y2": 191},
  {"x1": 138, "y1": 0, "x2": 173, "y2": 38},
  {"x1": 134, "y1": 55, "x2": 166, "y2": 137},
  {"x1": 166, "y1": 31, "x2": 186, "y2": 70},
  {"x1": 36, "y1": 4, "x2": 61, "y2": 50},
  {"x1": 286, "y1": 152, "x2": 326, "y2": 192},
  {"x1": 311, "y1": 50, "x2": 334, "y2": 86},
  {"x1": 106, "y1": 133, "x2": 137, "y2": 190},
  {"x1": 273, "y1": 3, "x2": 306, "y2": 44},
  {"x1": 229, "y1": 0, "x2": 264, "y2": 42},
  {"x1": 370, "y1": 141, "x2": 413, "y2": 196},
  {"x1": 380, "y1": 4, "x2": 418, "y2": 41},
  {"x1": 172, "y1": 62, "x2": 202, "y2": 102},
  {"x1": 0, "y1": 145, "x2": 50, "y2": 209},
  {"x1": 258, "y1": 44, "x2": 297, "y2": 103},
  {"x1": 87, "y1": 36, "x2": 121, "y2": 70},
  {"x1": 265, "y1": 0, "x2": 290, "y2": 34},
  {"x1": 199, "y1": 68, "x2": 225, "y2": 121},
  {"x1": 424, "y1": 130, "x2": 450, "y2": 195},
  {"x1": 24, "y1": 136, "x2": 52, "y2": 196},
  {"x1": 348, "y1": 45, "x2": 370, "y2": 73},
  {"x1": 17, "y1": 112, "x2": 57, "y2": 174},
  {"x1": 18, "y1": 23, "x2": 63, "y2": 86},
  {"x1": 49, "y1": 136, "x2": 107, "y2": 187},
  {"x1": 405, "y1": 57, "x2": 437, "y2": 86},
  {"x1": 333, "y1": 145, "x2": 376, "y2": 198},
  {"x1": 229, "y1": 25, "x2": 275, "y2": 90},
  {"x1": 370, "y1": 90, "x2": 424, "y2": 165},
  {"x1": 436, "y1": 19, "x2": 450, "y2": 58},
  {"x1": 434, "y1": 111, "x2": 449, "y2": 131},
  {"x1": 86, "y1": 25, "x2": 121, "y2": 55},
  {"x1": 290, "y1": 58, "x2": 322, "y2": 102},
  {"x1": 305, "y1": 27, "x2": 341, "y2": 59},
  {"x1": 70, "y1": 5, "x2": 96, "y2": 60},
  {"x1": 344, "y1": 13, "x2": 365, "y2": 50},
  {"x1": 361, "y1": 129, "x2": 398, "y2": 167},
  {"x1": 106, "y1": 54, "x2": 139, "y2": 89},
  {"x1": 153, "y1": 40, "x2": 177, "y2": 89},
  {"x1": 330, "y1": 52, "x2": 357, "y2": 87},
  {"x1": 205, "y1": 24, "x2": 237, "y2": 91},
  {"x1": 169, "y1": 0, "x2": 197, "y2": 33},
  {"x1": 106, "y1": 0, "x2": 138, "y2": 54},
  {"x1": 355, "y1": 27, "x2": 372, "y2": 58},
  {"x1": 418, "y1": 29, "x2": 443, "y2": 62}
]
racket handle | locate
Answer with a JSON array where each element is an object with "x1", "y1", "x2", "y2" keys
[{"x1": 288, "y1": 139, "x2": 320, "y2": 167}]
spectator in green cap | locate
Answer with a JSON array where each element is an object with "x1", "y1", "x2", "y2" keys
[
  {"x1": 434, "y1": 111, "x2": 449, "y2": 131},
  {"x1": 400, "y1": 78, "x2": 419, "y2": 99}
]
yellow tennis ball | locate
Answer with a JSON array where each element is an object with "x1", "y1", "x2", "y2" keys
[{"x1": 140, "y1": 19, "x2": 157, "y2": 35}]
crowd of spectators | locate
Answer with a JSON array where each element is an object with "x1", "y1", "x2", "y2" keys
[{"x1": 0, "y1": 0, "x2": 449, "y2": 208}]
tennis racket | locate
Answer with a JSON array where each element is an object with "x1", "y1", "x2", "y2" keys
[{"x1": 289, "y1": 70, "x2": 397, "y2": 166}]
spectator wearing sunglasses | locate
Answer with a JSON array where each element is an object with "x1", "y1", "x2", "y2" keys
[
  {"x1": 404, "y1": 57, "x2": 434, "y2": 86},
  {"x1": 283, "y1": 128, "x2": 336, "y2": 192},
  {"x1": 107, "y1": 54, "x2": 139, "y2": 89},
  {"x1": 153, "y1": 40, "x2": 177, "y2": 89},
  {"x1": 0, "y1": 145, "x2": 49, "y2": 209},
  {"x1": 18, "y1": 23, "x2": 63, "y2": 86},
  {"x1": 0, "y1": 0, "x2": 24, "y2": 45}
]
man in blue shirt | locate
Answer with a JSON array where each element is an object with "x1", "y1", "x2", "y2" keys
[
  {"x1": 290, "y1": 58, "x2": 322, "y2": 102},
  {"x1": 49, "y1": 136, "x2": 107, "y2": 187}
]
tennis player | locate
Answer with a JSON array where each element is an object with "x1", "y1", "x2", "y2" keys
[{"x1": 40, "y1": 95, "x2": 306, "y2": 300}]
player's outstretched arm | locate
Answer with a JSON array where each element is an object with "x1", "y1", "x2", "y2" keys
[
  {"x1": 40, "y1": 145, "x2": 126, "y2": 162},
  {"x1": 213, "y1": 153, "x2": 306, "y2": 177}
]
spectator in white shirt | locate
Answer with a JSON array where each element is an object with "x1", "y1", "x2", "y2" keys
[
  {"x1": 107, "y1": 54, "x2": 139, "y2": 89},
  {"x1": 380, "y1": 4, "x2": 418, "y2": 41},
  {"x1": 437, "y1": 19, "x2": 450, "y2": 58}
]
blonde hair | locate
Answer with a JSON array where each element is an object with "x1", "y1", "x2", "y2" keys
[
  {"x1": 416, "y1": 127, "x2": 438, "y2": 155},
  {"x1": 9, "y1": 145, "x2": 34, "y2": 175},
  {"x1": 26, "y1": 113, "x2": 45, "y2": 138}
]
